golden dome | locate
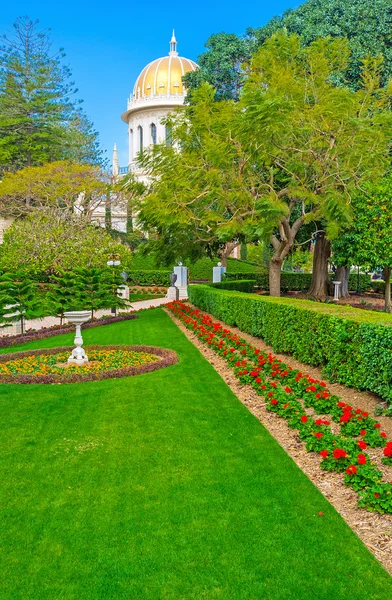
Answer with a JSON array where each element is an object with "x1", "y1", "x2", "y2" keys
[{"x1": 132, "y1": 32, "x2": 198, "y2": 99}]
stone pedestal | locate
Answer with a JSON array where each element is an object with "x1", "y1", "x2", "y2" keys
[
  {"x1": 332, "y1": 281, "x2": 341, "y2": 301},
  {"x1": 64, "y1": 311, "x2": 91, "y2": 365},
  {"x1": 117, "y1": 285, "x2": 130, "y2": 300},
  {"x1": 173, "y1": 263, "x2": 188, "y2": 299},
  {"x1": 167, "y1": 286, "x2": 179, "y2": 301},
  {"x1": 213, "y1": 262, "x2": 225, "y2": 283}
]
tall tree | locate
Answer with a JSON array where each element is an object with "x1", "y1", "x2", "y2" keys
[
  {"x1": 0, "y1": 16, "x2": 103, "y2": 172},
  {"x1": 332, "y1": 180, "x2": 392, "y2": 312},
  {"x1": 0, "y1": 272, "x2": 43, "y2": 334},
  {"x1": 134, "y1": 34, "x2": 392, "y2": 296},
  {"x1": 239, "y1": 33, "x2": 392, "y2": 295}
]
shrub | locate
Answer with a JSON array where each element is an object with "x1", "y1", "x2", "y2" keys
[
  {"x1": 370, "y1": 280, "x2": 385, "y2": 294},
  {"x1": 208, "y1": 280, "x2": 255, "y2": 293},
  {"x1": 225, "y1": 271, "x2": 372, "y2": 293},
  {"x1": 188, "y1": 285, "x2": 392, "y2": 402},
  {"x1": 127, "y1": 270, "x2": 171, "y2": 286}
]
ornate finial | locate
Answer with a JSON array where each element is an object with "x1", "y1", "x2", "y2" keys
[{"x1": 169, "y1": 30, "x2": 178, "y2": 56}]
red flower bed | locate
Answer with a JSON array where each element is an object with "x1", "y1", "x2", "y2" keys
[{"x1": 167, "y1": 301, "x2": 392, "y2": 515}]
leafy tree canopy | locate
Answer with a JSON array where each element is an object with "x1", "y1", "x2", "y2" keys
[
  {"x1": 0, "y1": 208, "x2": 131, "y2": 276},
  {"x1": 0, "y1": 161, "x2": 108, "y2": 219},
  {"x1": 137, "y1": 33, "x2": 392, "y2": 296},
  {"x1": 186, "y1": 0, "x2": 392, "y2": 99}
]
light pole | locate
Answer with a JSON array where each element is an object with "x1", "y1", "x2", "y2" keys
[{"x1": 107, "y1": 254, "x2": 121, "y2": 315}]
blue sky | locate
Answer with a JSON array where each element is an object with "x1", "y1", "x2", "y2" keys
[{"x1": 1, "y1": 0, "x2": 300, "y2": 168}]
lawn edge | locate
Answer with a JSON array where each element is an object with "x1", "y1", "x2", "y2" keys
[{"x1": 164, "y1": 306, "x2": 392, "y2": 576}]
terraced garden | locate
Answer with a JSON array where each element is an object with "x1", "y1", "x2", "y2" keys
[{"x1": 1, "y1": 309, "x2": 391, "y2": 599}]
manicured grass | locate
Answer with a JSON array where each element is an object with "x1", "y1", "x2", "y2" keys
[
  {"x1": 0, "y1": 309, "x2": 391, "y2": 599},
  {"x1": 129, "y1": 292, "x2": 164, "y2": 302}
]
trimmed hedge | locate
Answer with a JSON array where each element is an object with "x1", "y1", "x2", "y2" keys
[
  {"x1": 127, "y1": 270, "x2": 171, "y2": 286},
  {"x1": 225, "y1": 271, "x2": 372, "y2": 293},
  {"x1": 188, "y1": 285, "x2": 392, "y2": 402},
  {"x1": 208, "y1": 280, "x2": 255, "y2": 293}
]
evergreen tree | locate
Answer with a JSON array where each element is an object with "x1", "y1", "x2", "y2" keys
[
  {"x1": 0, "y1": 272, "x2": 43, "y2": 333},
  {"x1": 46, "y1": 271, "x2": 82, "y2": 325},
  {"x1": 0, "y1": 16, "x2": 103, "y2": 172},
  {"x1": 76, "y1": 268, "x2": 126, "y2": 318}
]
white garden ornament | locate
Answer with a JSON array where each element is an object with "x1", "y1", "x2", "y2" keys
[{"x1": 64, "y1": 311, "x2": 91, "y2": 364}]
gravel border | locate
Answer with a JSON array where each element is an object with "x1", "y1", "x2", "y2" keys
[
  {"x1": 165, "y1": 307, "x2": 392, "y2": 575},
  {"x1": 0, "y1": 344, "x2": 178, "y2": 384}
]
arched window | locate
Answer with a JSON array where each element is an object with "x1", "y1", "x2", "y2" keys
[
  {"x1": 165, "y1": 125, "x2": 172, "y2": 147},
  {"x1": 129, "y1": 129, "x2": 134, "y2": 158},
  {"x1": 150, "y1": 123, "x2": 157, "y2": 145},
  {"x1": 138, "y1": 125, "x2": 143, "y2": 152}
]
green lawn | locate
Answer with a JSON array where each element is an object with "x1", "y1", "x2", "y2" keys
[{"x1": 0, "y1": 309, "x2": 391, "y2": 599}]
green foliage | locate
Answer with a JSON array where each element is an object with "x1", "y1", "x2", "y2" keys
[
  {"x1": 251, "y1": 0, "x2": 392, "y2": 89},
  {"x1": 76, "y1": 268, "x2": 126, "y2": 318},
  {"x1": 0, "y1": 17, "x2": 103, "y2": 171},
  {"x1": 225, "y1": 271, "x2": 372, "y2": 292},
  {"x1": 0, "y1": 209, "x2": 130, "y2": 275},
  {"x1": 190, "y1": 1, "x2": 392, "y2": 100},
  {"x1": 0, "y1": 161, "x2": 108, "y2": 218},
  {"x1": 0, "y1": 272, "x2": 43, "y2": 333},
  {"x1": 127, "y1": 270, "x2": 171, "y2": 287},
  {"x1": 208, "y1": 280, "x2": 255, "y2": 293},
  {"x1": 46, "y1": 271, "x2": 82, "y2": 324},
  {"x1": 188, "y1": 285, "x2": 392, "y2": 402},
  {"x1": 183, "y1": 32, "x2": 253, "y2": 101}
]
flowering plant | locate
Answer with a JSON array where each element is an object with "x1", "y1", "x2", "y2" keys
[{"x1": 167, "y1": 301, "x2": 392, "y2": 514}]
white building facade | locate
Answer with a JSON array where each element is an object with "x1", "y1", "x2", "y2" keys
[{"x1": 116, "y1": 32, "x2": 198, "y2": 186}]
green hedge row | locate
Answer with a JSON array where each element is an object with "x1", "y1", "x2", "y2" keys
[
  {"x1": 127, "y1": 270, "x2": 171, "y2": 286},
  {"x1": 225, "y1": 271, "x2": 373, "y2": 293},
  {"x1": 208, "y1": 280, "x2": 256, "y2": 293},
  {"x1": 188, "y1": 285, "x2": 392, "y2": 402}
]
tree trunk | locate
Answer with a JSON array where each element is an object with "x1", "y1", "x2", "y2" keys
[
  {"x1": 383, "y1": 267, "x2": 391, "y2": 313},
  {"x1": 336, "y1": 266, "x2": 350, "y2": 298},
  {"x1": 269, "y1": 258, "x2": 283, "y2": 296},
  {"x1": 308, "y1": 233, "x2": 331, "y2": 300}
]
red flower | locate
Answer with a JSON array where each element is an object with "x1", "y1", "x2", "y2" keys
[
  {"x1": 261, "y1": 385, "x2": 267, "y2": 390},
  {"x1": 306, "y1": 385, "x2": 317, "y2": 392},
  {"x1": 267, "y1": 392, "x2": 274, "y2": 398},
  {"x1": 235, "y1": 361, "x2": 241, "y2": 367},
  {"x1": 346, "y1": 465, "x2": 357, "y2": 475},
  {"x1": 284, "y1": 387, "x2": 292, "y2": 394},
  {"x1": 300, "y1": 415, "x2": 308, "y2": 423},
  {"x1": 255, "y1": 377, "x2": 262, "y2": 383},
  {"x1": 315, "y1": 432, "x2": 324, "y2": 439},
  {"x1": 362, "y1": 412, "x2": 368, "y2": 418},
  {"x1": 315, "y1": 419, "x2": 323, "y2": 426},
  {"x1": 270, "y1": 399, "x2": 278, "y2": 405},
  {"x1": 320, "y1": 382, "x2": 326, "y2": 387},
  {"x1": 229, "y1": 348, "x2": 235, "y2": 353},
  {"x1": 360, "y1": 430, "x2": 367, "y2": 436},
  {"x1": 316, "y1": 393, "x2": 321, "y2": 399},
  {"x1": 357, "y1": 454, "x2": 367, "y2": 465},
  {"x1": 333, "y1": 449, "x2": 347, "y2": 459},
  {"x1": 374, "y1": 493, "x2": 380, "y2": 499},
  {"x1": 355, "y1": 409, "x2": 362, "y2": 414},
  {"x1": 337, "y1": 402, "x2": 346, "y2": 408},
  {"x1": 383, "y1": 443, "x2": 392, "y2": 458},
  {"x1": 357, "y1": 440, "x2": 367, "y2": 450},
  {"x1": 320, "y1": 450, "x2": 329, "y2": 458},
  {"x1": 374, "y1": 423, "x2": 381, "y2": 429}
]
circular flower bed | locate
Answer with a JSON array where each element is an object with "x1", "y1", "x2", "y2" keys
[{"x1": 0, "y1": 345, "x2": 178, "y2": 384}]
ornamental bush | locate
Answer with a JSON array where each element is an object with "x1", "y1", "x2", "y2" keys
[
  {"x1": 208, "y1": 280, "x2": 255, "y2": 293},
  {"x1": 188, "y1": 285, "x2": 392, "y2": 402},
  {"x1": 225, "y1": 271, "x2": 372, "y2": 293}
]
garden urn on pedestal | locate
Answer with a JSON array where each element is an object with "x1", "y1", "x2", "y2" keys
[{"x1": 64, "y1": 311, "x2": 91, "y2": 364}]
